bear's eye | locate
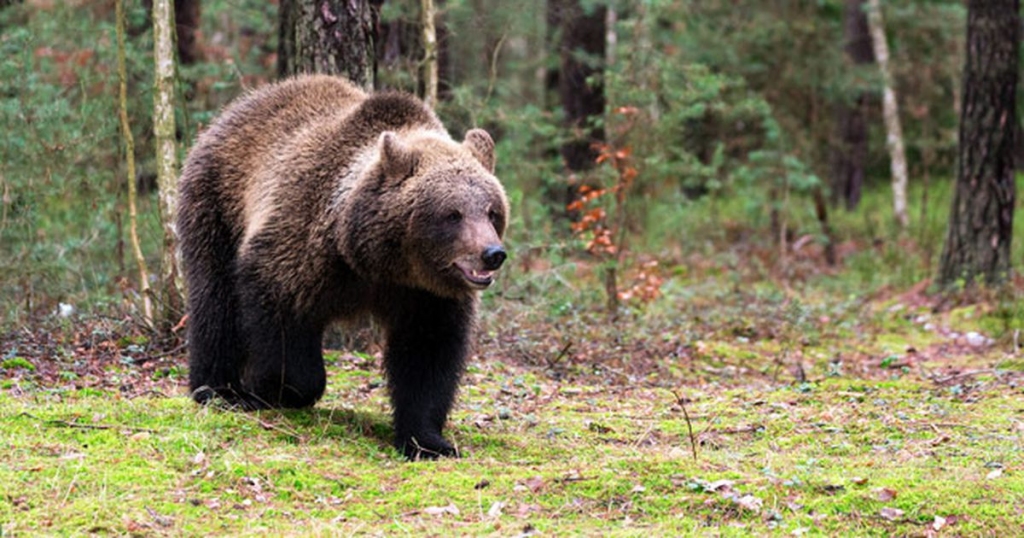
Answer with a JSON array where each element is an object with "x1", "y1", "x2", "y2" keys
[{"x1": 447, "y1": 210, "x2": 463, "y2": 223}]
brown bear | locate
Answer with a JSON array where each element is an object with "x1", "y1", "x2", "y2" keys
[{"x1": 177, "y1": 75, "x2": 509, "y2": 460}]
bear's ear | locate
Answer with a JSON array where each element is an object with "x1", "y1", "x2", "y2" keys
[
  {"x1": 463, "y1": 129, "x2": 496, "y2": 174},
  {"x1": 377, "y1": 132, "x2": 417, "y2": 182}
]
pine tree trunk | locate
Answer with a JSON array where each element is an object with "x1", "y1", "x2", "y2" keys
[
  {"x1": 865, "y1": 0, "x2": 909, "y2": 228},
  {"x1": 175, "y1": 0, "x2": 201, "y2": 64},
  {"x1": 549, "y1": 0, "x2": 606, "y2": 174},
  {"x1": 278, "y1": 0, "x2": 379, "y2": 90},
  {"x1": 153, "y1": 0, "x2": 183, "y2": 327},
  {"x1": 830, "y1": 0, "x2": 873, "y2": 210},
  {"x1": 548, "y1": 0, "x2": 606, "y2": 215},
  {"x1": 938, "y1": 0, "x2": 1019, "y2": 288}
]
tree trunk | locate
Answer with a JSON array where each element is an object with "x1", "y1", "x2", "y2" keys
[
  {"x1": 865, "y1": 0, "x2": 909, "y2": 228},
  {"x1": 938, "y1": 0, "x2": 1018, "y2": 288},
  {"x1": 552, "y1": 0, "x2": 606, "y2": 172},
  {"x1": 153, "y1": 0, "x2": 184, "y2": 328},
  {"x1": 175, "y1": 0, "x2": 201, "y2": 64},
  {"x1": 420, "y1": 0, "x2": 438, "y2": 107},
  {"x1": 830, "y1": 0, "x2": 873, "y2": 210},
  {"x1": 548, "y1": 0, "x2": 606, "y2": 212},
  {"x1": 117, "y1": 0, "x2": 153, "y2": 326},
  {"x1": 278, "y1": 0, "x2": 379, "y2": 90}
]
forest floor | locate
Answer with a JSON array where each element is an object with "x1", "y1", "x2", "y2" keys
[{"x1": 2, "y1": 260, "x2": 1023, "y2": 536}]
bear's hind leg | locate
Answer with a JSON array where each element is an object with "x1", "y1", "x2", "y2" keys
[
  {"x1": 382, "y1": 291, "x2": 473, "y2": 460},
  {"x1": 180, "y1": 196, "x2": 248, "y2": 407},
  {"x1": 186, "y1": 276, "x2": 248, "y2": 406}
]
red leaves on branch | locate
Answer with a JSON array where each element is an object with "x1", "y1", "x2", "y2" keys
[{"x1": 566, "y1": 129, "x2": 662, "y2": 305}]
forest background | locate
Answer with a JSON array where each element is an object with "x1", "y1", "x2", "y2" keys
[{"x1": 1, "y1": 0, "x2": 1024, "y2": 534}]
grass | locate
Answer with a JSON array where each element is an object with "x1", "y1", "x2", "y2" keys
[
  {"x1": 2, "y1": 367, "x2": 1021, "y2": 535},
  {"x1": 2, "y1": 265, "x2": 1022, "y2": 535}
]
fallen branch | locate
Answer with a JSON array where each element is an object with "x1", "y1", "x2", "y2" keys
[{"x1": 931, "y1": 369, "x2": 1001, "y2": 384}]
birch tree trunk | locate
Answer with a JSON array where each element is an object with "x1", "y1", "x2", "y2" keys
[
  {"x1": 153, "y1": 0, "x2": 183, "y2": 326},
  {"x1": 117, "y1": 0, "x2": 153, "y2": 326},
  {"x1": 865, "y1": 0, "x2": 909, "y2": 228},
  {"x1": 420, "y1": 0, "x2": 438, "y2": 108}
]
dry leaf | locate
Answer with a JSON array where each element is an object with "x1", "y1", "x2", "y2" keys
[
  {"x1": 423, "y1": 503, "x2": 460, "y2": 517},
  {"x1": 875, "y1": 488, "x2": 897, "y2": 502},
  {"x1": 879, "y1": 507, "x2": 904, "y2": 521},
  {"x1": 932, "y1": 515, "x2": 947, "y2": 531},
  {"x1": 524, "y1": 476, "x2": 545, "y2": 493},
  {"x1": 986, "y1": 469, "x2": 1003, "y2": 480},
  {"x1": 734, "y1": 494, "x2": 763, "y2": 513},
  {"x1": 487, "y1": 501, "x2": 505, "y2": 518},
  {"x1": 707, "y1": 479, "x2": 734, "y2": 492}
]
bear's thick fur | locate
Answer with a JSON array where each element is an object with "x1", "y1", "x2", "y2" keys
[{"x1": 177, "y1": 75, "x2": 509, "y2": 459}]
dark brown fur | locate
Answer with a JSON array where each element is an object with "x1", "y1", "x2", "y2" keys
[{"x1": 177, "y1": 75, "x2": 508, "y2": 459}]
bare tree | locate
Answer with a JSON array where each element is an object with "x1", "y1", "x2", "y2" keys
[
  {"x1": 421, "y1": 0, "x2": 438, "y2": 107},
  {"x1": 865, "y1": 0, "x2": 909, "y2": 228},
  {"x1": 116, "y1": 0, "x2": 153, "y2": 325},
  {"x1": 153, "y1": 0, "x2": 183, "y2": 326},
  {"x1": 938, "y1": 0, "x2": 1019, "y2": 288}
]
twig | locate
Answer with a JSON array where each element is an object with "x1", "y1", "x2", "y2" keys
[
  {"x1": 43, "y1": 418, "x2": 157, "y2": 434},
  {"x1": 549, "y1": 341, "x2": 573, "y2": 367},
  {"x1": 931, "y1": 369, "x2": 1001, "y2": 384},
  {"x1": 131, "y1": 342, "x2": 186, "y2": 364},
  {"x1": 672, "y1": 390, "x2": 698, "y2": 462}
]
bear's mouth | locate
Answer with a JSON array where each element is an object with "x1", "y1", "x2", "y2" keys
[{"x1": 454, "y1": 262, "x2": 495, "y2": 288}]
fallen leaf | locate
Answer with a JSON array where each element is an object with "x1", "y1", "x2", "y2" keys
[
  {"x1": 879, "y1": 507, "x2": 904, "y2": 521},
  {"x1": 932, "y1": 515, "x2": 947, "y2": 531},
  {"x1": 487, "y1": 501, "x2": 505, "y2": 518},
  {"x1": 423, "y1": 503, "x2": 460, "y2": 516},
  {"x1": 733, "y1": 494, "x2": 762, "y2": 513},
  {"x1": 707, "y1": 479, "x2": 734, "y2": 492},
  {"x1": 850, "y1": 476, "x2": 868, "y2": 486},
  {"x1": 524, "y1": 476, "x2": 545, "y2": 493},
  {"x1": 986, "y1": 469, "x2": 1003, "y2": 480},
  {"x1": 875, "y1": 488, "x2": 897, "y2": 502}
]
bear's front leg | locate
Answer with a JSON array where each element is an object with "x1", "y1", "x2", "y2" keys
[
  {"x1": 381, "y1": 291, "x2": 474, "y2": 460},
  {"x1": 235, "y1": 256, "x2": 328, "y2": 409}
]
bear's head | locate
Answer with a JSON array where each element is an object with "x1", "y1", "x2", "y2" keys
[{"x1": 340, "y1": 128, "x2": 510, "y2": 298}]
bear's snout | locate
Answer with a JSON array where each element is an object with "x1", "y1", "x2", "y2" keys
[{"x1": 482, "y1": 245, "x2": 507, "y2": 271}]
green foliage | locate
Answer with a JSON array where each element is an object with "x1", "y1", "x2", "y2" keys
[{"x1": 0, "y1": 2, "x2": 146, "y2": 322}]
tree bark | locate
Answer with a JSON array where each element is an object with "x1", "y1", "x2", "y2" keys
[
  {"x1": 938, "y1": 0, "x2": 1018, "y2": 288},
  {"x1": 865, "y1": 0, "x2": 909, "y2": 228},
  {"x1": 153, "y1": 0, "x2": 184, "y2": 327},
  {"x1": 420, "y1": 0, "x2": 438, "y2": 107},
  {"x1": 278, "y1": 0, "x2": 379, "y2": 90},
  {"x1": 549, "y1": 0, "x2": 606, "y2": 174},
  {"x1": 117, "y1": 0, "x2": 153, "y2": 326},
  {"x1": 830, "y1": 0, "x2": 873, "y2": 210},
  {"x1": 175, "y1": 0, "x2": 201, "y2": 64}
]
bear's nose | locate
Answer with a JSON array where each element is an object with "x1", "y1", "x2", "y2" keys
[{"x1": 481, "y1": 245, "x2": 507, "y2": 271}]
